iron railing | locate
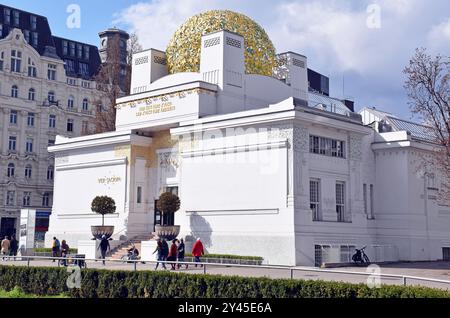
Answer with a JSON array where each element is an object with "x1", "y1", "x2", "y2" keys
[{"x1": 1, "y1": 255, "x2": 449, "y2": 290}]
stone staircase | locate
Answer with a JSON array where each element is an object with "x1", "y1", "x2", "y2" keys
[{"x1": 109, "y1": 234, "x2": 154, "y2": 260}]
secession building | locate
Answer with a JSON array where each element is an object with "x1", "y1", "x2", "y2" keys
[
  {"x1": 45, "y1": 10, "x2": 450, "y2": 266},
  {"x1": 0, "y1": 4, "x2": 126, "y2": 244}
]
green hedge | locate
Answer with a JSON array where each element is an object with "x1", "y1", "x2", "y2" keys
[
  {"x1": 33, "y1": 248, "x2": 261, "y2": 261},
  {"x1": 185, "y1": 253, "x2": 263, "y2": 261},
  {"x1": 0, "y1": 265, "x2": 448, "y2": 298},
  {"x1": 34, "y1": 248, "x2": 78, "y2": 254}
]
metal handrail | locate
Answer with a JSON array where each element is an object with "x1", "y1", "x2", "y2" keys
[{"x1": 1, "y1": 255, "x2": 450, "y2": 288}]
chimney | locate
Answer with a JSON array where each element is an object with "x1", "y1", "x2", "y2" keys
[{"x1": 130, "y1": 49, "x2": 168, "y2": 94}]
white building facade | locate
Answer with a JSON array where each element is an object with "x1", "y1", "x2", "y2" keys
[{"x1": 46, "y1": 28, "x2": 450, "y2": 266}]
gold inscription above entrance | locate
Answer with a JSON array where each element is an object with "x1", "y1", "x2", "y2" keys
[{"x1": 136, "y1": 102, "x2": 175, "y2": 117}]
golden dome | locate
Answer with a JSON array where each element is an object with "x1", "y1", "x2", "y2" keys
[{"x1": 166, "y1": 10, "x2": 277, "y2": 76}]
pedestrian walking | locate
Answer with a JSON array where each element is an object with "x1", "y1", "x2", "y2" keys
[
  {"x1": 60, "y1": 240, "x2": 70, "y2": 266},
  {"x1": 177, "y1": 238, "x2": 188, "y2": 269},
  {"x1": 153, "y1": 239, "x2": 167, "y2": 270},
  {"x1": 9, "y1": 236, "x2": 18, "y2": 261},
  {"x1": 192, "y1": 238, "x2": 204, "y2": 267},
  {"x1": 161, "y1": 239, "x2": 169, "y2": 267},
  {"x1": 97, "y1": 235, "x2": 110, "y2": 265},
  {"x1": 51, "y1": 237, "x2": 60, "y2": 262},
  {"x1": 1, "y1": 236, "x2": 10, "y2": 261},
  {"x1": 167, "y1": 239, "x2": 178, "y2": 270}
]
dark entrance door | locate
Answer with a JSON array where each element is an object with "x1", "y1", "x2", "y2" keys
[
  {"x1": 0, "y1": 218, "x2": 16, "y2": 239},
  {"x1": 153, "y1": 200, "x2": 175, "y2": 230}
]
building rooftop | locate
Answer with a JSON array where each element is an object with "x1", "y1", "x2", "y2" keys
[{"x1": 0, "y1": 3, "x2": 102, "y2": 80}]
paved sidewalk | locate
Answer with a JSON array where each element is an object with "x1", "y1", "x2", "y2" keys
[{"x1": 1, "y1": 259, "x2": 450, "y2": 290}]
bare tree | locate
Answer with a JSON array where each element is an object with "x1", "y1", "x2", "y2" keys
[
  {"x1": 404, "y1": 48, "x2": 450, "y2": 201},
  {"x1": 90, "y1": 33, "x2": 142, "y2": 134}
]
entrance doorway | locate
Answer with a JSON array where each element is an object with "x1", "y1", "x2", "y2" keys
[
  {"x1": 153, "y1": 186, "x2": 178, "y2": 231},
  {"x1": 0, "y1": 218, "x2": 16, "y2": 239}
]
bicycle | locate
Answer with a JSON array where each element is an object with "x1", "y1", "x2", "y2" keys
[{"x1": 352, "y1": 246, "x2": 370, "y2": 265}]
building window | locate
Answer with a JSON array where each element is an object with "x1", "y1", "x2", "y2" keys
[
  {"x1": 48, "y1": 91, "x2": 55, "y2": 103},
  {"x1": 7, "y1": 163, "x2": 15, "y2": 177},
  {"x1": 4, "y1": 9, "x2": 11, "y2": 25},
  {"x1": 47, "y1": 166, "x2": 54, "y2": 180},
  {"x1": 77, "y1": 44, "x2": 82, "y2": 58},
  {"x1": 363, "y1": 184, "x2": 368, "y2": 216},
  {"x1": 8, "y1": 136, "x2": 16, "y2": 151},
  {"x1": 32, "y1": 32, "x2": 38, "y2": 47},
  {"x1": 137, "y1": 186, "x2": 142, "y2": 204},
  {"x1": 48, "y1": 139, "x2": 55, "y2": 146},
  {"x1": 23, "y1": 192, "x2": 31, "y2": 207},
  {"x1": 6, "y1": 191, "x2": 15, "y2": 206},
  {"x1": 0, "y1": 51, "x2": 4, "y2": 70},
  {"x1": 26, "y1": 138, "x2": 34, "y2": 153},
  {"x1": 68, "y1": 95, "x2": 74, "y2": 109},
  {"x1": 47, "y1": 64, "x2": 57, "y2": 80},
  {"x1": 24, "y1": 30, "x2": 30, "y2": 43},
  {"x1": 11, "y1": 85, "x2": 18, "y2": 98},
  {"x1": 28, "y1": 88, "x2": 35, "y2": 101},
  {"x1": 13, "y1": 11, "x2": 19, "y2": 26},
  {"x1": 310, "y1": 179, "x2": 321, "y2": 221},
  {"x1": 79, "y1": 63, "x2": 89, "y2": 76},
  {"x1": 84, "y1": 46, "x2": 90, "y2": 60},
  {"x1": 67, "y1": 119, "x2": 74, "y2": 132},
  {"x1": 42, "y1": 192, "x2": 50, "y2": 207},
  {"x1": 27, "y1": 112, "x2": 35, "y2": 127},
  {"x1": 82, "y1": 98, "x2": 88, "y2": 111},
  {"x1": 82, "y1": 121, "x2": 89, "y2": 134},
  {"x1": 65, "y1": 59, "x2": 75, "y2": 73},
  {"x1": 49, "y1": 114, "x2": 56, "y2": 128},
  {"x1": 25, "y1": 165, "x2": 32, "y2": 179},
  {"x1": 369, "y1": 184, "x2": 374, "y2": 219},
  {"x1": 336, "y1": 181, "x2": 346, "y2": 222},
  {"x1": 9, "y1": 110, "x2": 17, "y2": 124},
  {"x1": 62, "y1": 41, "x2": 68, "y2": 55},
  {"x1": 310, "y1": 135, "x2": 345, "y2": 158},
  {"x1": 11, "y1": 50, "x2": 22, "y2": 73},
  {"x1": 28, "y1": 58, "x2": 37, "y2": 77},
  {"x1": 30, "y1": 15, "x2": 37, "y2": 30},
  {"x1": 70, "y1": 42, "x2": 75, "y2": 56}
]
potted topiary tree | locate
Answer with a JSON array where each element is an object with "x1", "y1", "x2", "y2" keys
[
  {"x1": 91, "y1": 196, "x2": 116, "y2": 240},
  {"x1": 155, "y1": 192, "x2": 181, "y2": 240}
]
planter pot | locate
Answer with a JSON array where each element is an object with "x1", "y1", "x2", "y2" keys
[
  {"x1": 155, "y1": 225, "x2": 180, "y2": 241},
  {"x1": 91, "y1": 226, "x2": 114, "y2": 240}
]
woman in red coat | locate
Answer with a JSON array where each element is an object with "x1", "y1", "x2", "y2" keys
[
  {"x1": 191, "y1": 238, "x2": 204, "y2": 267},
  {"x1": 167, "y1": 239, "x2": 178, "y2": 270}
]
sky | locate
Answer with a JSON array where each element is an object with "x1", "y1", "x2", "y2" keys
[{"x1": 5, "y1": 0, "x2": 450, "y2": 119}]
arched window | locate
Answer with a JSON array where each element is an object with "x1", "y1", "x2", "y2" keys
[
  {"x1": 68, "y1": 95, "x2": 74, "y2": 109},
  {"x1": 11, "y1": 85, "x2": 18, "y2": 98},
  {"x1": 48, "y1": 91, "x2": 55, "y2": 102},
  {"x1": 25, "y1": 165, "x2": 32, "y2": 179},
  {"x1": 28, "y1": 88, "x2": 35, "y2": 101},
  {"x1": 47, "y1": 165, "x2": 54, "y2": 180},
  {"x1": 82, "y1": 98, "x2": 89, "y2": 111},
  {"x1": 7, "y1": 163, "x2": 15, "y2": 177}
]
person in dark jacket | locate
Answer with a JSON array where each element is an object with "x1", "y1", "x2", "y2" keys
[
  {"x1": 60, "y1": 240, "x2": 70, "y2": 266},
  {"x1": 9, "y1": 236, "x2": 18, "y2": 260},
  {"x1": 97, "y1": 235, "x2": 110, "y2": 265},
  {"x1": 153, "y1": 239, "x2": 167, "y2": 270},
  {"x1": 167, "y1": 239, "x2": 178, "y2": 270},
  {"x1": 177, "y1": 239, "x2": 188, "y2": 269}
]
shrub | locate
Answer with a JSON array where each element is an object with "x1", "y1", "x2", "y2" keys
[
  {"x1": 156, "y1": 192, "x2": 180, "y2": 226},
  {"x1": 0, "y1": 265, "x2": 448, "y2": 298},
  {"x1": 91, "y1": 196, "x2": 116, "y2": 226}
]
